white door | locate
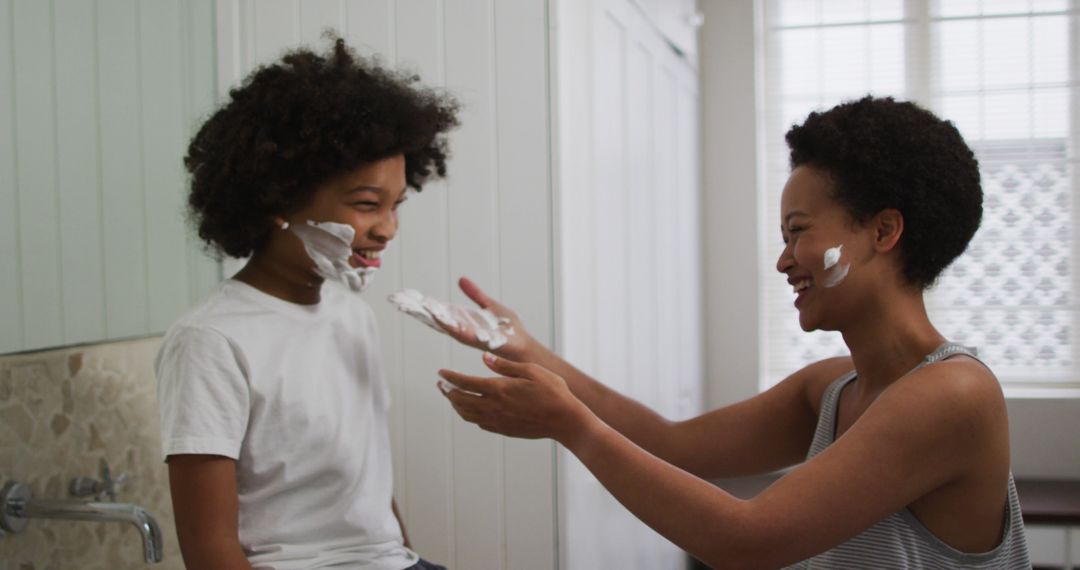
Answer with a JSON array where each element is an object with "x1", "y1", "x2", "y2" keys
[{"x1": 554, "y1": 0, "x2": 705, "y2": 567}]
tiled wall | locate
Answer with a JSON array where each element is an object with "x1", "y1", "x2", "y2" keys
[{"x1": 0, "y1": 337, "x2": 182, "y2": 570}]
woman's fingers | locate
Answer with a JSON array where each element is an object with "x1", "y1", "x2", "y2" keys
[
  {"x1": 443, "y1": 387, "x2": 485, "y2": 420},
  {"x1": 458, "y1": 276, "x2": 495, "y2": 309},
  {"x1": 482, "y1": 352, "x2": 541, "y2": 380},
  {"x1": 437, "y1": 368, "x2": 499, "y2": 395}
]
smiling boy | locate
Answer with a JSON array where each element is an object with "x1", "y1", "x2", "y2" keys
[{"x1": 155, "y1": 37, "x2": 457, "y2": 570}]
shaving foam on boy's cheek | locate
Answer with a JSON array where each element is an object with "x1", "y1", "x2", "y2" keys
[
  {"x1": 822, "y1": 244, "x2": 850, "y2": 288},
  {"x1": 289, "y1": 220, "x2": 379, "y2": 292}
]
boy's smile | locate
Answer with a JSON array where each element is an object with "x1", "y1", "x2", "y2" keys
[{"x1": 352, "y1": 247, "x2": 384, "y2": 268}]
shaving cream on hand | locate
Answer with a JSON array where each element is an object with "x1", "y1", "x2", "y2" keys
[
  {"x1": 289, "y1": 220, "x2": 378, "y2": 292},
  {"x1": 388, "y1": 288, "x2": 515, "y2": 350}
]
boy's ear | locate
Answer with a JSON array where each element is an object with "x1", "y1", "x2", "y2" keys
[{"x1": 872, "y1": 208, "x2": 903, "y2": 252}]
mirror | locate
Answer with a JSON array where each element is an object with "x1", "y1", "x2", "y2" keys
[{"x1": 1, "y1": 0, "x2": 221, "y2": 355}]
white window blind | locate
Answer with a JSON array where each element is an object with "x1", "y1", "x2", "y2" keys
[{"x1": 759, "y1": 0, "x2": 1079, "y2": 394}]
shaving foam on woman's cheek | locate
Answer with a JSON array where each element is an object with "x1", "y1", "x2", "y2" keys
[
  {"x1": 822, "y1": 244, "x2": 850, "y2": 288},
  {"x1": 289, "y1": 220, "x2": 379, "y2": 292}
]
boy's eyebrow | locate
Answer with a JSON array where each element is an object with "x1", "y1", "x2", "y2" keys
[
  {"x1": 345, "y1": 185, "x2": 410, "y2": 199},
  {"x1": 345, "y1": 186, "x2": 383, "y2": 194},
  {"x1": 783, "y1": 211, "x2": 809, "y2": 224}
]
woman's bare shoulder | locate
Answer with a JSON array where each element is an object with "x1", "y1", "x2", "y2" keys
[
  {"x1": 785, "y1": 356, "x2": 855, "y2": 415},
  {"x1": 891, "y1": 355, "x2": 1006, "y2": 427}
]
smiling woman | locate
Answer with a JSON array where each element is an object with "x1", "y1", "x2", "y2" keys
[{"x1": 427, "y1": 96, "x2": 1032, "y2": 569}]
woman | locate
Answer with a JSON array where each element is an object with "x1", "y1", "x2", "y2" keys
[{"x1": 433, "y1": 97, "x2": 1030, "y2": 568}]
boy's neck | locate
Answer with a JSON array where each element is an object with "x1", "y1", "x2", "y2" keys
[{"x1": 233, "y1": 254, "x2": 323, "y2": 305}]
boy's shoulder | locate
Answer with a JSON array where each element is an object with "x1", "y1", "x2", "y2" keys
[
  {"x1": 165, "y1": 279, "x2": 379, "y2": 344},
  {"x1": 169, "y1": 280, "x2": 257, "y2": 329}
]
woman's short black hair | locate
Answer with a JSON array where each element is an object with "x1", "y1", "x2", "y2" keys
[
  {"x1": 785, "y1": 95, "x2": 982, "y2": 289},
  {"x1": 185, "y1": 34, "x2": 459, "y2": 259}
]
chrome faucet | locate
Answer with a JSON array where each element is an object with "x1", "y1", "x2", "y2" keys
[{"x1": 0, "y1": 481, "x2": 164, "y2": 563}]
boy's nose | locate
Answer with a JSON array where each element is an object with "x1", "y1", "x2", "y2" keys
[{"x1": 371, "y1": 212, "x2": 398, "y2": 242}]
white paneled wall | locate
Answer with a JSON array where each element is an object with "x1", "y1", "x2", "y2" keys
[
  {"x1": 0, "y1": 0, "x2": 221, "y2": 355},
  {"x1": 555, "y1": 0, "x2": 704, "y2": 568},
  {"x1": 214, "y1": 1, "x2": 557, "y2": 568}
]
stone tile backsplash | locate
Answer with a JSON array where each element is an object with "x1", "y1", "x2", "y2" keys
[{"x1": 0, "y1": 337, "x2": 182, "y2": 570}]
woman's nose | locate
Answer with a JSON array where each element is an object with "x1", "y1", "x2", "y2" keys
[{"x1": 776, "y1": 244, "x2": 794, "y2": 274}]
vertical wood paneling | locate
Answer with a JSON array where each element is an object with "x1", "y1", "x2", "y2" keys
[
  {"x1": 626, "y1": 41, "x2": 656, "y2": 408},
  {"x1": 394, "y1": 1, "x2": 455, "y2": 563},
  {"x1": 592, "y1": 11, "x2": 641, "y2": 568},
  {"x1": 185, "y1": 0, "x2": 224, "y2": 301},
  {"x1": 493, "y1": 1, "x2": 558, "y2": 568},
  {"x1": 141, "y1": 0, "x2": 192, "y2": 333},
  {"x1": 13, "y1": 0, "x2": 63, "y2": 349},
  {"x1": 344, "y1": 0, "x2": 393, "y2": 60},
  {"x1": 98, "y1": 0, "x2": 149, "y2": 339},
  {"x1": 556, "y1": 0, "x2": 702, "y2": 567},
  {"x1": 593, "y1": 12, "x2": 631, "y2": 398},
  {"x1": 444, "y1": 0, "x2": 506, "y2": 568},
  {"x1": 677, "y1": 78, "x2": 704, "y2": 420},
  {"x1": 0, "y1": 0, "x2": 24, "y2": 352},
  {"x1": 654, "y1": 64, "x2": 681, "y2": 420},
  {"x1": 555, "y1": 0, "x2": 597, "y2": 380},
  {"x1": 552, "y1": 2, "x2": 600, "y2": 566},
  {"x1": 300, "y1": 0, "x2": 342, "y2": 45},
  {"x1": 214, "y1": 0, "x2": 245, "y2": 96},
  {"x1": 54, "y1": 0, "x2": 106, "y2": 345},
  {"x1": 253, "y1": 0, "x2": 298, "y2": 64}
]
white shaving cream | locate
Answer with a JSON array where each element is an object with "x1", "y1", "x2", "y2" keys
[
  {"x1": 388, "y1": 288, "x2": 515, "y2": 350},
  {"x1": 822, "y1": 245, "x2": 850, "y2": 288},
  {"x1": 289, "y1": 220, "x2": 378, "y2": 292}
]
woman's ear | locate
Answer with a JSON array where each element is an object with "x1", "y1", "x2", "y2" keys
[
  {"x1": 273, "y1": 216, "x2": 289, "y2": 230},
  {"x1": 872, "y1": 208, "x2": 904, "y2": 252}
]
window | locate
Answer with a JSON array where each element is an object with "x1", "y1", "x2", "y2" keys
[{"x1": 759, "y1": 0, "x2": 1079, "y2": 394}]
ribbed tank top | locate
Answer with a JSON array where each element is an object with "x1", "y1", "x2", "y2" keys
[{"x1": 785, "y1": 343, "x2": 1032, "y2": 569}]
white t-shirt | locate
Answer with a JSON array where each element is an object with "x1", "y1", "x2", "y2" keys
[{"x1": 156, "y1": 279, "x2": 418, "y2": 570}]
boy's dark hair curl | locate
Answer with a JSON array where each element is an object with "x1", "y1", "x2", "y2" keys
[
  {"x1": 185, "y1": 34, "x2": 459, "y2": 258},
  {"x1": 785, "y1": 95, "x2": 981, "y2": 289}
]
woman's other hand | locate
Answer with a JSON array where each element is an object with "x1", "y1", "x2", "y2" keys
[{"x1": 438, "y1": 352, "x2": 597, "y2": 445}]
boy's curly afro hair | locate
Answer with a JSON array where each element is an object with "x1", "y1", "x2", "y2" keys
[
  {"x1": 185, "y1": 35, "x2": 459, "y2": 259},
  {"x1": 785, "y1": 95, "x2": 982, "y2": 290}
]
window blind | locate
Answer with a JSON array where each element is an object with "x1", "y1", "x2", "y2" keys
[{"x1": 759, "y1": 0, "x2": 1079, "y2": 394}]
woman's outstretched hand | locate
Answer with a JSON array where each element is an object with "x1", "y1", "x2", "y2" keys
[
  {"x1": 438, "y1": 352, "x2": 596, "y2": 444},
  {"x1": 437, "y1": 277, "x2": 534, "y2": 361}
]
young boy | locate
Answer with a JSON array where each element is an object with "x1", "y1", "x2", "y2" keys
[{"x1": 156, "y1": 37, "x2": 457, "y2": 570}]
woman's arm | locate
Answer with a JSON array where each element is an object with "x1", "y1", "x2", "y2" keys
[
  {"x1": 440, "y1": 353, "x2": 996, "y2": 569},
  {"x1": 168, "y1": 454, "x2": 254, "y2": 570},
  {"x1": 437, "y1": 277, "x2": 847, "y2": 478}
]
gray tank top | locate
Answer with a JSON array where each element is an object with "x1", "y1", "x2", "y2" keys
[{"x1": 786, "y1": 343, "x2": 1032, "y2": 569}]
